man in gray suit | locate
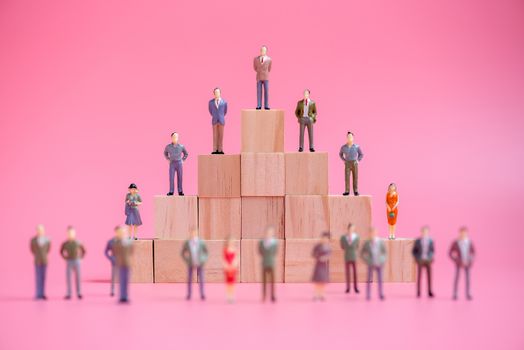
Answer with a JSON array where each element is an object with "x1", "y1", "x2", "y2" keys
[
  {"x1": 360, "y1": 227, "x2": 387, "y2": 300},
  {"x1": 340, "y1": 223, "x2": 360, "y2": 294},
  {"x1": 294, "y1": 89, "x2": 317, "y2": 152},
  {"x1": 253, "y1": 45, "x2": 272, "y2": 110},
  {"x1": 181, "y1": 230, "x2": 208, "y2": 301},
  {"x1": 258, "y1": 226, "x2": 278, "y2": 302}
]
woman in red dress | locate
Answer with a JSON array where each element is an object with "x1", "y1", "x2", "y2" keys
[{"x1": 223, "y1": 236, "x2": 238, "y2": 303}]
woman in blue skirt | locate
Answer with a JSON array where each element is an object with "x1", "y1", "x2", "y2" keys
[{"x1": 125, "y1": 183, "x2": 142, "y2": 240}]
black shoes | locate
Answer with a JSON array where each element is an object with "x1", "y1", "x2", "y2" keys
[
  {"x1": 354, "y1": 192, "x2": 360, "y2": 196},
  {"x1": 64, "y1": 295, "x2": 71, "y2": 300},
  {"x1": 429, "y1": 292, "x2": 434, "y2": 298},
  {"x1": 178, "y1": 192, "x2": 184, "y2": 196},
  {"x1": 264, "y1": 107, "x2": 270, "y2": 110},
  {"x1": 166, "y1": 192, "x2": 174, "y2": 196},
  {"x1": 78, "y1": 295, "x2": 83, "y2": 300},
  {"x1": 310, "y1": 148, "x2": 315, "y2": 152},
  {"x1": 355, "y1": 288, "x2": 360, "y2": 294},
  {"x1": 256, "y1": 107, "x2": 261, "y2": 110},
  {"x1": 343, "y1": 192, "x2": 349, "y2": 196},
  {"x1": 298, "y1": 148, "x2": 303, "y2": 152},
  {"x1": 119, "y1": 298, "x2": 129, "y2": 303},
  {"x1": 211, "y1": 151, "x2": 217, "y2": 154},
  {"x1": 345, "y1": 288, "x2": 350, "y2": 294}
]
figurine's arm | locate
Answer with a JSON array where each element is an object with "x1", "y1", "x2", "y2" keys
[
  {"x1": 469, "y1": 243, "x2": 475, "y2": 265},
  {"x1": 340, "y1": 236, "x2": 347, "y2": 249},
  {"x1": 224, "y1": 101, "x2": 228, "y2": 115},
  {"x1": 182, "y1": 146, "x2": 188, "y2": 161},
  {"x1": 412, "y1": 241, "x2": 419, "y2": 259},
  {"x1": 268, "y1": 59, "x2": 272, "y2": 72},
  {"x1": 136, "y1": 194, "x2": 142, "y2": 205},
  {"x1": 30, "y1": 240, "x2": 36, "y2": 255},
  {"x1": 60, "y1": 243, "x2": 67, "y2": 259},
  {"x1": 79, "y1": 244, "x2": 86, "y2": 258},
  {"x1": 208, "y1": 101, "x2": 213, "y2": 116},
  {"x1": 104, "y1": 241, "x2": 113, "y2": 261},
  {"x1": 294, "y1": 102, "x2": 301, "y2": 119},
  {"x1": 164, "y1": 145, "x2": 170, "y2": 161},
  {"x1": 311, "y1": 103, "x2": 317, "y2": 122},
  {"x1": 253, "y1": 58, "x2": 257, "y2": 72},
  {"x1": 201, "y1": 243, "x2": 209, "y2": 263},
  {"x1": 448, "y1": 244, "x2": 459, "y2": 263},
  {"x1": 429, "y1": 241, "x2": 435, "y2": 260},
  {"x1": 339, "y1": 147, "x2": 346, "y2": 161},
  {"x1": 181, "y1": 244, "x2": 190, "y2": 264},
  {"x1": 392, "y1": 195, "x2": 399, "y2": 210},
  {"x1": 357, "y1": 146, "x2": 364, "y2": 162}
]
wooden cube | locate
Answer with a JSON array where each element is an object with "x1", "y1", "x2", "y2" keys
[
  {"x1": 154, "y1": 195, "x2": 198, "y2": 239},
  {"x1": 199, "y1": 240, "x2": 241, "y2": 283},
  {"x1": 198, "y1": 154, "x2": 241, "y2": 197},
  {"x1": 329, "y1": 240, "x2": 368, "y2": 283},
  {"x1": 284, "y1": 239, "x2": 317, "y2": 282},
  {"x1": 129, "y1": 239, "x2": 154, "y2": 283},
  {"x1": 285, "y1": 152, "x2": 328, "y2": 195},
  {"x1": 328, "y1": 195, "x2": 373, "y2": 240},
  {"x1": 198, "y1": 198, "x2": 242, "y2": 239},
  {"x1": 285, "y1": 195, "x2": 329, "y2": 239},
  {"x1": 241, "y1": 153, "x2": 285, "y2": 196},
  {"x1": 154, "y1": 240, "x2": 194, "y2": 283},
  {"x1": 241, "y1": 197, "x2": 285, "y2": 239},
  {"x1": 241, "y1": 109, "x2": 285, "y2": 152},
  {"x1": 240, "y1": 239, "x2": 285, "y2": 282},
  {"x1": 383, "y1": 238, "x2": 416, "y2": 282}
]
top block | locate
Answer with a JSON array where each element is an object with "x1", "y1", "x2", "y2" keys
[
  {"x1": 198, "y1": 154, "x2": 241, "y2": 197},
  {"x1": 241, "y1": 109, "x2": 285, "y2": 153}
]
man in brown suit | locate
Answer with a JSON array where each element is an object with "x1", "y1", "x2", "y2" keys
[
  {"x1": 30, "y1": 224, "x2": 50, "y2": 300},
  {"x1": 294, "y1": 89, "x2": 317, "y2": 152},
  {"x1": 60, "y1": 226, "x2": 86, "y2": 300},
  {"x1": 253, "y1": 45, "x2": 272, "y2": 110}
]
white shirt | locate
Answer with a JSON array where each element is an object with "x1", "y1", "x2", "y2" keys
[
  {"x1": 303, "y1": 99, "x2": 310, "y2": 117},
  {"x1": 189, "y1": 238, "x2": 200, "y2": 265},
  {"x1": 421, "y1": 237, "x2": 430, "y2": 260},
  {"x1": 263, "y1": 237, "x2": 275, "y2": 249},
  {"x1": 215, "y1": 98, "x2": 221, "y2": 109},
  {"x1": 370, "y1": 237, "x2": 381, "y2": 266},
  {"x1": 37, "y1": 236, "x2": 48, "y2": 247},
  {"x1": 458, "y1": 238, "x2": 471, "y2": 264}
]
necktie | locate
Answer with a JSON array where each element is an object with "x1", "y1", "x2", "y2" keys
[
  {"x1": 305, "y1": 99, "x2": 308, "y2": 106},
  {"x1": 260, "y1": 56, "x2": 263, "y2": 64}
]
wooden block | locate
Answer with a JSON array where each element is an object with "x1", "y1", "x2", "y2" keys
[
  {"x1": 199, "y1": 240, "x2": 241, "y2": 283},
  {"x1": 129, "y1": 239, "x2": 154, "y2": 283},
  {"x1": 154, "y1": 240, "x2": 194, "y2": 283},
  {"x1": 154, "y1": 195, "x2": 198, "y2": 239},
  {"x1": 285, "y1": 195, "x2": 329, "y2": 239},
  {"x1": 383, "y1": 238, "x2": 417, "y2": 282},
  {"x1": 241, "y1": 153, "x2": 285, "y2": 196},
  {"x1": 284, "y1": 239, "x2": 317, "y2": 282},
  {"x1": 328, "y1": 240, "x2": 368, "y2": 283},
  {"x1": 198, "y1": 154, "x2": 241, "y2": 197},
  {"x1": 240, "y1": 239, "x2": 285, "y2": 282},
  {"x1": 241, "y1": 109, "x2": 284, "y2": 152},
  {"x1": 285, "y1": 152, "x2": 328, "y2": 195},
  {"x1": 328, "y1": 195, "x2": 373, "y2": 240},
  {"x1": 241, "y1": 197, "x2": 285, "y2": 239},
  {"x1": 198, "y1": 198, "x2": 242, "y2": 239}
]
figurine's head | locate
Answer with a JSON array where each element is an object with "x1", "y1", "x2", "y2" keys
[
  {"x1": 459, "y1": 226, "x2": 468, "y2": 240},
  {"x1": 347, "y1": 223, "x2": 355, "y2": 234},
  {"x1": 36, "y1": 224, "x2": 45, "y2": 237},
  {"x1": 115, "y1": 225, "x2": 129, "y2": 240},
  {"x1": 190, "y1": 229, "x2": 199, "y2": 239},
  {"x1": 171, "y1": 132, "x2": 179, "y2": 144},
  {"x1": 321, "y1": 231, "x2": 331, "y2": 244},
  {"x1": 264, "y1": 225, "x2": 275, "y2": 239},
  {"x1": 128, "y1": 183, "x2": 138, "y2": 194},
  {"x1": 260, "y1": 45, "x2": 267, "y2": 56},
  {"x1": 303, "y1": 89, "x2": 310, "y2": 100},
  {"x1": 421, "y1": 225, "x2": 430, "y2": 237},
  {"x1": 213, "y1": 87, "x2": 221, "y2": 99},
  {"x1": 388, "y1": 183, "x2": 397, "y2": 192},
  {"x1": 368, "y1": 226, "x2": 378, "y2": 239},
  {"x1": 66, "y1": 226, "x2": 76, "y2": 240},
  {"x1": 347, "y1": 131, "x2": 354, "y2": 144}
]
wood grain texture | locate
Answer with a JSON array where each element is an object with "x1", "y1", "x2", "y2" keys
[
  {"x1": 153, "y1": 195, "x2": 198, "y2": 239},
  {"x1": 198, "y1": 198, "x2": 242, "y2": 239},
  {"x1": 129, "y1": 239, "x2": 154, "y2": 283},
  {"x1": 241, "y1": 197, "x2": 285, "y2": 239},
  {"x1": 284, "y1": 239, "x2": 317, "y2": 282},
  {"x1": 198, "y1": 154, "x2": 241, "y2": 197},
  {"x1": 241, "y1": 109, "x2": 285, "y2": 152},
  {"x1": 328, "y1": 195, "x2": 373, "y2": 240},
  {"x1": 285, "y1": 152, "x2": 328, "y2": 195},
  {"x1": 383, "y1": 238, "x2": 416, "y2": 282},
  {"x1": 241, "y1": 153, "x2": 285, "y2": 196},
  {"x1": 199, "y1": 240, "x2": 241, "y2": 283},
  {"x1": 285, "y1": 195, "x2": 330, "y2": 239},
  {"x1": 153, "y1": 240, "x2": 194, "y2": 283},
  {"x1": 240, "y1": 239, "x2": 285, "y2": 282}
]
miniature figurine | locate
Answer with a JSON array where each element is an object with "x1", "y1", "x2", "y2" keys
[
  {"x1": 340, "y1": 223, "x2": 360, "y2": 294},
  {"x1": 30, "y1": 224, "x2": 50, "y2": 300},
  {"x1": 112, "y1": 225, "x2": 134, "y2": 303},
  {"x1": 208, "y1": 87, "x2": 228, "y2": 155},
  {"x1": 60, "y1": 226, "x2": 86, "y2": 300},
  {"x1": 253, "y1": 45, "x2": 272, "y2": 110},
  {"x1": 294, "y1": 89, "x2": 317, "y2": 152},
  {"x1": 181, "y1": 229, "x2": 208, "y2": 300},
  {"x1": 223, "y1": 236, "x2": 238, "y2": 303},
  {"x1": 386, "y1": 183, "x2": 399, "y2": 240},
  {"x1": 339, "y1": 131, "x2": 364, "y2": 196},
  {"x1": 449, "y1": 226, "x2": 475, "y2": 300},
  {"x1": 104, "y1": 235, "x2": 117, "y2": 297},
  {"x1": 312, "y1": 232, "x2": 332, "y2": 301},
  {"x1": 125, "y1": 183, "x2": 142, "y2": 240},
  {"x1": 360, "y1": 227, "x2": 387, "y2": 300},
  {"x1": 164, "y1": 132, "x2": 188, "y2": 196},
  {"x1": 258, "y1": 226, "x2": 279, "y2": 302},
  {"x1": 412, "y1": 225, "x2": 435, "y2": 298}
]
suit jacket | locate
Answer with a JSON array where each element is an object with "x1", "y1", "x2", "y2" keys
[
  {"x1": 253, "y1": 55, "x2": 272, "y2": 81},
  {"x1": 412, "y1": 238, "x2": 434, "y2": 263},
  {"x1": 294, "y1": 99, "x2": 318, "y2": 123},
  {"x1": 113, "y1": 238, "x2": 134, "y2": 268},
  {"x1": 449, "y1": 240, "x2": 475, "y2": 267},
  {"x1": 360, "y1": 239, "x2": 387, "y2": 267},
  {"x1": 208, "y1": 99, "x2": 228, "y2": 125},
  {"x1": 258, "y1": 239, "x2": 278, "y2": 268},
  {"x1": 30, "y1": 236, "x2": 50, "y2": 265},
  {"x1": 60, "y1": 240, "x2": 86, "y2": 261},
  {"x1": 340, "y1": 234, "x2": 360, "y2": 262},
  {"x1": 181, "y1": 239, "x2": 209, "y2": 267}
]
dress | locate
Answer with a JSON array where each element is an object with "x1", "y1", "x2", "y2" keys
[
  {"x1": 312, "y1": 243, "x2": 331, "y2": 283},
  {"x1": 223, "y1": 248, "x2": 237, "y2": 285},
  {"x1": 386, "y1": 191, "x2": 398, "y2": 226},
  {"x1": 125, "y1": 193, "x2": 142, "y2": 226}
]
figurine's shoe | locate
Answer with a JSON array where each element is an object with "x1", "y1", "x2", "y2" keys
[
  {"x1": 119, "y1": 298, "x2": 129, "y2": 303},
  {"x1": 41, "y1": 295, "x2": 47, "y2": 300},
  {"x1": 264, "y1": 107, "x2": 270, "y2": 110},
  {"x1": 428, "y1": 292, "x2": 434, "y2": 298},
  {"x1": 467, "y1": 295, "x2": 473, "y2": 301},
  {"x1": 298, "y1": 148, "x2": 303, "y2": 152},
  {"x1": 310, "y1": 148, "x2": 315, "y2": 152},
  {"x1": 64, "y1": 295, "x2": 71, "y2": 300},
  {"x1": 453, "y1": 295, "x2": 458, "y2": 300},
  {"x1": 343, "y1": 192, "x2": 349, "y2": 196},
  {"x1": 256, "y1": 107, "x2": 261, "y2": 110},
  {"x1": 354, "y1": 288, "x2": 360, "y2": 294},
  {"x1": 354, "y1": 192, "x2": 360, "y2": 196},
  {"x1": 77, "y1": 295, "x2": 83, "y2": 300},
  {"x1": 201, "y1": 295, "x2": 206, "y2": 301},
  {"x1": 211, "y1": 151, "x2": 217, "y2": 154},
  {"x1": 218, "y1": 151, "x2": 224, "y2": 155},
  {"x1": 166, "y1": 192, "x2": 174, "y2": 196},
  {"x1": 178, "y1": 192, "x2": 184, "y2": 196},
  {"x1": 186, "y1": 295, "x2": 191, "y2": 301},
  {"x1": 110, "y1": 292, "x2": 114, "y2": 297},
  {"x1": 345, "y1": 288, "x2": 350, "y2": 294},
  {"x1": 379, "y1": 295, "x2": 385, "y2": 301},
  {"x1": 271, "y1": 296, "x2": 276, "y2": 303}
]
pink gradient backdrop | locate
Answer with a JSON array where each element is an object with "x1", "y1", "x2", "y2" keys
[{"x1": 0, "y1": 0, "x2": 523, "y2": 287}]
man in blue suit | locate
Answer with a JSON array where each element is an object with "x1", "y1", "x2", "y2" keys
[{"x1": 208, "y1": 87, "x2": 228, "y2": 154}]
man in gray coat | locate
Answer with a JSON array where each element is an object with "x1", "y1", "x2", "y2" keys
[
  {"x1": 360, "y1": 227, "x2": 387, "y2": 300},
  {"x1": 181, "y1": 230, "x2": 208, "y2": 300},
  {"x1": 340, "y1": 223, "x2": 360, "y2": 294},
  {"x1": 258, "y1": 226, "x2": 279, "y2": 302},
  {"x1": 253, "y1": 45, "x2": 272, "y2": 110},
  {"x1": 164, "y1": 132, "x2": 188, "y2": 196}
]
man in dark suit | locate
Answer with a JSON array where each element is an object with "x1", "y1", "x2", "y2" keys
[
  {"x1": 208, "y1": 87, "x2": 228, "y2": 154},
  {"x1": 412, "y1": 226, "x2": 435, "y2": 298},
  {"x1": 294, "y1": 89, "x2": 317, "y2": 152}
]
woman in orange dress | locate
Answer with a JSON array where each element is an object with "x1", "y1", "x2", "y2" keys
[
  {"x1": 386, "y1": 183, "x2": 399, "y2": 240},
  {"x1": 223, "y1": 236, "x2": 238, "y2": 303}
]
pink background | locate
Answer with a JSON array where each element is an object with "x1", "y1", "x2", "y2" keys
[{"x1": 1, "y1": 0, "x2": 523, "y2": 287}]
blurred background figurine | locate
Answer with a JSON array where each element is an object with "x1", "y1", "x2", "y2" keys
[
  {"x1": 223, "y1": 236, "x2": 238, "y2": 303},
  {"x1": 340, "y1": 223, "x2": 360, "y2": 294},
  {"x1": 125, "y1": 183, "x2": 142, "y2": 240},
  {"x1": 254, "y1": 45, "x2": 271, "y2": 110},
  {"x1": 258, "y1": 226, "x2": 278, "y2": 303},
  {"x1": 164, "y1": 131, "x2": 189, "y2": 196},
  {"x1": 60, "y1": 226, "x2": 86, "y2": 300},
  {"x1": 294, "y1": 89, "x2": 317, "y2": 152},
  {"x1": 386, "y1": 183, "x2": 399, "y2": 240},
  {"x1": 208, "y1": 87, "x2": 228, "y2": 155},
  {"x1": 30, "y1": 224, "x2": 50, "y2": 300},
  {"x1": 181, "y1": 230, "x2": 208, "y2": 301},
  {"x1": 361, "y1": 227, "x2": 387, "y2": 300},
  {"x1": 312, "y1": 232, "x2": 332, "y2": 301},
  {"x1": 412, "y1": 226, "x2": 435, "y2": 298},
  {"x1": 104, "y1": 234, "x2": 117, "y2": 297},
  {"x1": 449, "y1": 226, "x2": 475, "y2": 300},
  {"x1": 113, "y1": 226, "x2": 134, "y2": 303},
  {"x1": 339, "y1": 132, "x2": 364, "y2": 196}
]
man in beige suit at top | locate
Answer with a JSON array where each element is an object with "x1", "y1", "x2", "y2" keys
[{"x1": 254, "y1": 45, "x2": 272, "y2": 110}]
